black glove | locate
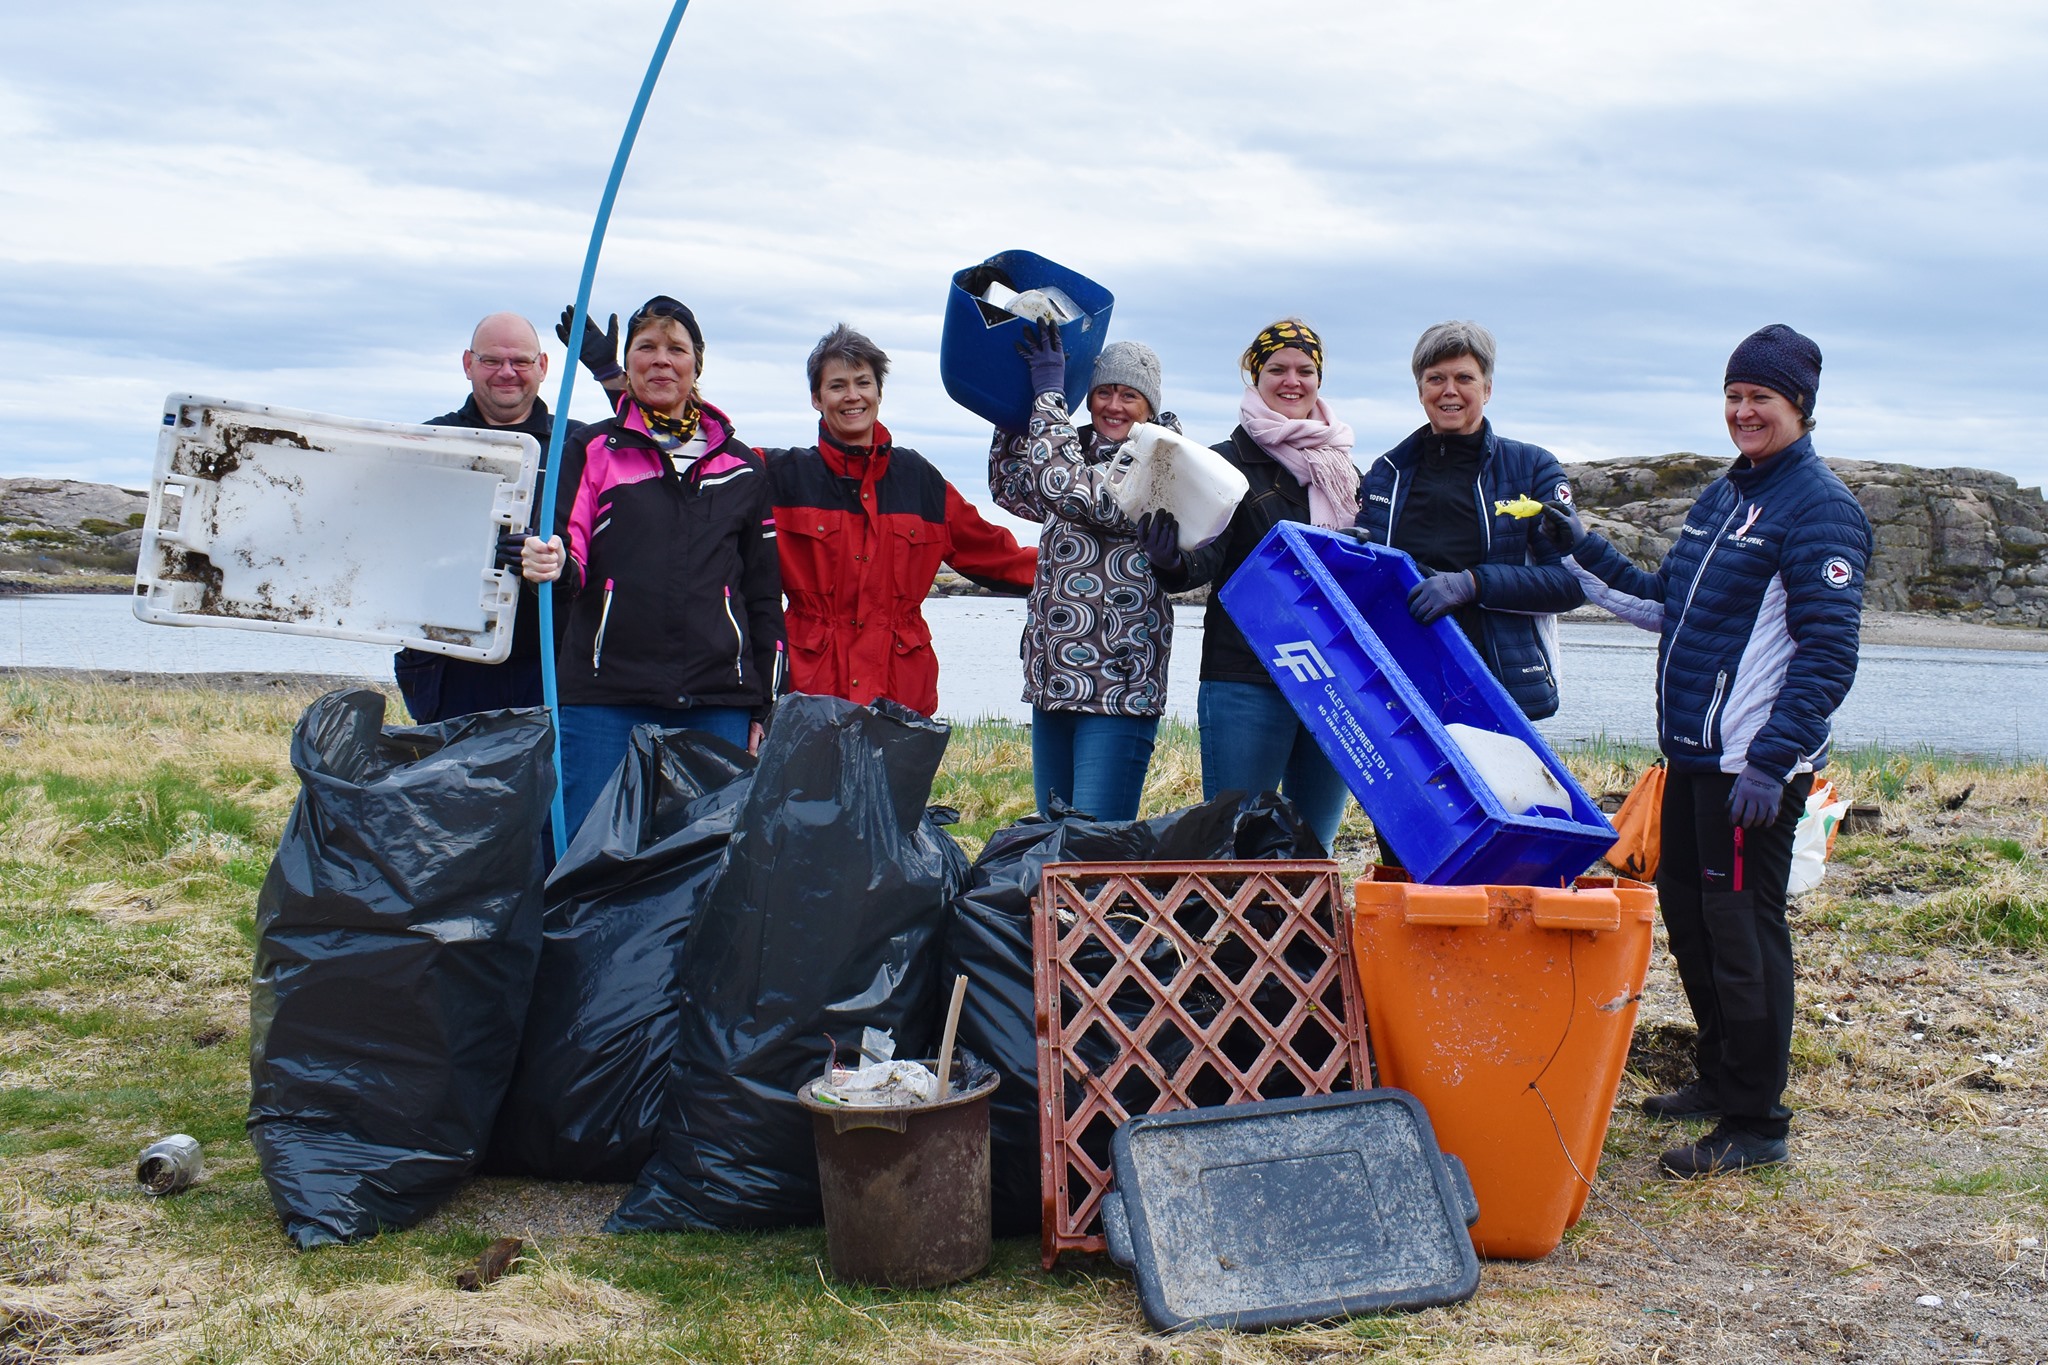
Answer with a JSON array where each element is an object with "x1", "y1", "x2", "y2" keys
[
  {"x1": 1538, "y1": 500, "x2": 1589, "y2": 556},
  {"x1": 557, "y1": 305, "x2": 622, "y2": 383},
  {"x1": 1015, "y1": 322, "x2": 1066, "y2": 400},
  {"x1": 494, "y1": 530, "x2": 527, "y2": 572},
  {"x1": 1727, "y1": 764, "x2": 1785, "y2": 829},
  {"x1": 1136, "y1": 509, "x2": 1182, "y2": 572},
  {"x1": 1407, "y1": 570, "x2": 1477, "y2": 625}
]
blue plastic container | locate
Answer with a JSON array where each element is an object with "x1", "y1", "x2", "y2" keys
[
  {"x1": 1217, "y1": 524, "x2": 1616, "y2": 886},
  {"x1": 939, "y1": 250, "x2": 1113, "y2": 431}
]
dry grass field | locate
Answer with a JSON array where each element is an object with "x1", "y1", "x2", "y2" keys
[{"x1": 2, "y1": 673, "x2": 2044, "y2": 1363}]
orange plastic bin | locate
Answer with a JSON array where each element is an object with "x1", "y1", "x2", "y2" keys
[{"x1": 1351, "y1": 871, "x2": 1655, "y2": 1260}]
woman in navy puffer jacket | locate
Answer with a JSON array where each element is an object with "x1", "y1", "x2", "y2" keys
[{"x1": 1545, "y1": 324, "x2": 1871, "y2": 1181}]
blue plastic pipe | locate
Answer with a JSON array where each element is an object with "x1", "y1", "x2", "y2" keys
[{"x1": 536, "y1": 0, "x2": 693, "y2": 860}]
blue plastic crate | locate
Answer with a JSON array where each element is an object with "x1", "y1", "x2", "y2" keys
[
  {"x1": 1217, "y1": 523, "x2": 1615, "y2": 886},
  {"x1": 939, "y1": 250, "x2": 1113, "y2": 431}
]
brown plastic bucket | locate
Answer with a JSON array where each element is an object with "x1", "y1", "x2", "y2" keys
[{"x1": 797, "y1": 1066, "x2": 1000, "y2": 1288}]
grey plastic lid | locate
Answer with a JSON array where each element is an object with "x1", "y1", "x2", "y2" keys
[{"x1": 1101, "y1": 1089, "x2": 1480, "y2": 1332}]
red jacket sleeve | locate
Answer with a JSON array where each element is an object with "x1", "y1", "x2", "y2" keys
[{"x1": 940, "y1": 481, "x2": 1037, "y2": 594}]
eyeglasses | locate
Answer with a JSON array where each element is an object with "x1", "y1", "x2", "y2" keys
[{"x1": 472, "y1": 353, "x2": 540, "y2": 372}]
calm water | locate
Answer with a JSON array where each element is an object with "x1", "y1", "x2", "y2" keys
[{"x1": 8, "y1": 593, "x2": 2045, "y2": 758}]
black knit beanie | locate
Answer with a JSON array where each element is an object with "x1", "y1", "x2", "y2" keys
[{"x1": 1725, "y1": 324, "x2": 1821, "y2": 416}]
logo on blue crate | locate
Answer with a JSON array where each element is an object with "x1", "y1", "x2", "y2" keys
[{"x1": 1270, "y1": 641, "x2": 1335, "y2": 684}]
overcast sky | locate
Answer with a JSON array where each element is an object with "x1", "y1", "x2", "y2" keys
[{"x1": 4, "y1": 1, "x2": 2044, "y2": 533}]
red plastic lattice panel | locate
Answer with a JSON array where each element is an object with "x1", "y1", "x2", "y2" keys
[{"x1": 1032, "y1": 860, "x2": 1367, "y2": 1267}]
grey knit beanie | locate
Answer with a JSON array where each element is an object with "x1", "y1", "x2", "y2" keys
[{"x1": 1090, "y1": 341, "x2": 1163, "y2": 419}]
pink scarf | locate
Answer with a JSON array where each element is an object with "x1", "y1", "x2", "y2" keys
[{"x1": 1237, "y1": 388, "x2": 1359, "y2": 528}]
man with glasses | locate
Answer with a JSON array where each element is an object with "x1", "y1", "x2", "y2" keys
[{"x1": 394, "y1": 312, "x2": 579, "y2": 723}]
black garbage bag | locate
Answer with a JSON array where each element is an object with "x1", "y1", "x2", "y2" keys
[
  {"x1": 941, "y1": 791, "x2": 1320, "y2": 1235},
  {"x1": 609, "y1": 694, "x2": 969, "y2": 1232},
  {"x1": 248, "y1": 689, "x2": 553, "y2": 1249},
  {"x1": 486, "y1": 727, "x2": 755, "y2": 1182}
]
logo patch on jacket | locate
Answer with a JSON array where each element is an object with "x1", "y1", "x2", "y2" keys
[
  {"x1": 1821, "y1": 557, "x2": 1854, "y2": 588},
  {"x1": 1553, "y1": 481, "x2": 1572, "y2": 505}
]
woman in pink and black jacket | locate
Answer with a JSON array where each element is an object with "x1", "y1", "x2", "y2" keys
[{"x1": 522, "y1": 296, "x2": 785, "y2": 837}]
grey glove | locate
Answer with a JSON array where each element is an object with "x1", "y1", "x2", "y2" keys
[
  {"x1": 1016, "y1": 322, "x2": 1066, "y2": 400},
  {"x1": 557, "y1": 305, "x2": 622, "y2": 383},
  {"x1": 1538, "y1": 499, "x2": 1589, "y2": 556},
  {"x1": 1137, "y1": 509, "x2": 1181, "y2": 573},
  {"x1": 1540, "y1": 499, "x2": 1581, "y2": 556},
  {"x1": 1407, "y1": 570, "x2": 1477, "y2": 625},
  {"x1": 1727, "y1": 764, "x2": 1785, "y2": 829}
]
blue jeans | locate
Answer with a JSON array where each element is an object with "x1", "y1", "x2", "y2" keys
[
  {"x1": 1197, "y1": 680, "x2": 1350, "y2": 854},
  {"x1": 1031, "y1": 708, "x2": 1160, "y2": 822},
  {"x1": 558, "y1": 703, "x2": 750, "y2": 842}
]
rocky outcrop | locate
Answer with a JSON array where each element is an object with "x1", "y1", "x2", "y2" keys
[
  {"x1": 1564, "y1": 456, "x2": 2048, "y2": 628},
  {"x1": 0, "y1": 478, "x2": 148, "y2": 582}
]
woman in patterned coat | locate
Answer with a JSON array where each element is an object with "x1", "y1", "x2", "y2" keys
[{"x1": 989, "y1": 328, "x2": 1183, "y2": 820}]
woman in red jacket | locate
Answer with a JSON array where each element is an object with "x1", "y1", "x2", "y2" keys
[
  {"x1": 522, "y1": 296, "x2": 786, "y2": 836},
  {"x1": 760, "y1": 324, "x2": 1036, "y2": 717}
]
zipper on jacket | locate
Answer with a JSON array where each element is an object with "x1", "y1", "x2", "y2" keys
[
  {"x1": 1658, "y1": 498, "x2": 1743, "y2": 738},
  {"x1": 1701, "y1": 669, "x2": 1729, "y2": 747},
  {"x1": 592, "y1": 579, "x2": 615, "y2": 673},
  {"x1": 1472, "y1": 476, "x2": 1493, "y2": 553},
  {"x1": 723, "y1": 585, "x2": 744, "y2": 683}
]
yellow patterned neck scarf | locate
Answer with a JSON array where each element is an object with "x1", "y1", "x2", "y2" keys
[
  {"x1": 1247, "y1": 320, "x2": 1324, "y2": 379},
  {"x1": 642, "y1": 400, "x2": 702, "y2": 446}
]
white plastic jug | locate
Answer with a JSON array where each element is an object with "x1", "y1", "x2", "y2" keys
[
  {"x1": 1106, "y1": 423, "x2": 1251, "y2": 551},
  {"x1": 1443, "y1": 723, "x2": 1573, "y2": 817}
]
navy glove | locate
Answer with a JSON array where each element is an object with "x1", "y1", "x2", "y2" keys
[
  {"x1": 1406, "y1": 570, "x2": 1478, "y2": 625},
  {"x1": 1728, "y1": 764, "x2": 1785, "y2": 829},
  {"x1": 1016, "y1": 322, "x2": 1066, "y2": 400},
  {"x1": 1137, "y1": 509, "x2": 1182, "y2": 572},
  {"x1": 494, "y1": 530, "x2": 527, "y2": 573},
  {"x1": 557, "y1": 305, "x2": 622, "y2": 383},
  {"x1": 1538, "y1": 499, "x2": 1589, "y2": 556}
]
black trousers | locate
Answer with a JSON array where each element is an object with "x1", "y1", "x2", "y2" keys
[
  {"x1": 392, "y1": 650, "x2": 544, "y2": 724},
  {"x1": 1656, "y1": 768, "x2": 1812, "y2": 1139}
]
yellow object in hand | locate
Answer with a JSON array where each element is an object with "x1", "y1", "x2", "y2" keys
[{"x1": 1494, "y1": 495, "x2": 1544, "y2": 519}]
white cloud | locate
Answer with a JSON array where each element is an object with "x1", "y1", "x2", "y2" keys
[{"x1": 1, "y1": 0, "x2": 2044, "y2": 493}]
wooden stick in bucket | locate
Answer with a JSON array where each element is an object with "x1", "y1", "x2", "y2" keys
[{"x1": 934, "y1": 974, "x2": 968, "y2": 1101}]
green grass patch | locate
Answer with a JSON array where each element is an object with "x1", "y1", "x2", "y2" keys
[
  {"x1": 1930, "y1": 1161, "x2": 2048, "y2": 1204},
  {"x1": 1900, "y1": 878, "x2": 2048, "y2": 950}
]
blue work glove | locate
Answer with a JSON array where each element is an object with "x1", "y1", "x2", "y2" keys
[
  {"x1": 1407, "y1": 570, "x2": 1478, "y2": 625},
  {"x1": 1016, "y1": 322, "x2": 1066, "y2": 400},
  {"x1": 557, "y1": 305, "x2": 622, "y2": 383},
  {"x1": 1137, "y1": 509, "x2": 1182, "y2": 573},
  {"x1": 1727, "y1": 764, "x2": 1785, "y2": 829},
  {"x1": 1538, "y1": 499, "x2": 1589, "y2": 556}
]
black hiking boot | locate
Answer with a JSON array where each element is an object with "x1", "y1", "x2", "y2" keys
[
  {"x1": 1641, "y1": 1080, "x2": 1721, "y2": 1120},
  {"x1": 1657, "y1": 1123, "x2": 1788, "y2": 1178}
]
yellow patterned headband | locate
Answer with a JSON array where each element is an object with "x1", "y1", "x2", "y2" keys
[{"x1": 1245, "y1": 320, "x2": 1324, "y2": 381}]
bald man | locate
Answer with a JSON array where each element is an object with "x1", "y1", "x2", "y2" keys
[{"x1": 394, "y1": 312, "x2": 582, "y2": 723}]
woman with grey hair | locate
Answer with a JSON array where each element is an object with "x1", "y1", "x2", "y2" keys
[
  {"x1": 1353, "y1": 320, "x2": 1584, "y2": 725},
  {"x1": 990, "y1": 325, "x2": 1183, "y2": 820}
]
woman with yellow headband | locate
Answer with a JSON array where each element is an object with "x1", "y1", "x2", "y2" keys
[{"x1": 1152, "y1": 318, "x2": 1363, "y2": 852}]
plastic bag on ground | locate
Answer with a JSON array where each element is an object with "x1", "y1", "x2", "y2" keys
[
  {"x1": 248, "y1": 689, "x2": 553, "y2": 1248},
  {"x1": 486, "y1": 727, "x2": 754, "y2": 1182},
  {"x1": 940, "y1": 792, "x2": 1322, "y2": 1236},
  {"x1": 1786, "y1": 779, "x2": 1851, "y2": 896},
  {"x1": 608, "y1": 694, "x2": 969, "y2": 1232}
]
